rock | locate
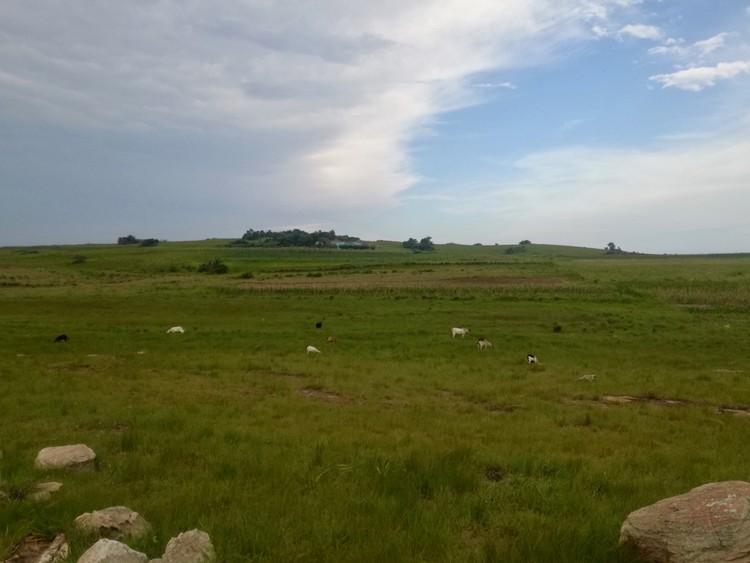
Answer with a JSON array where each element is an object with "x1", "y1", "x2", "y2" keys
[
  {"x1": 4, "y1": 533, "x2": 68, "y2": 563},
  {"x1": 38, "y1": 533, "x2": 68, "y2": 563},
  {"x1": 29, "y1": 481, "x2": 63, "y2": 502},
  {"x1": 74, "y1": 506, "x2": 152, "y2": 540},
  {"x1": 159, "y1": 530, "x2": 215, "y2": 563},
  {"x1": 77, "y1": 538, "x2": 147, "y2": 563},
  {"x1": 34, "y1": 444, "x2": 96, "y2": 471},
  {"x1": 620, "y1": 480, "x2": 750, "y2": 562}
]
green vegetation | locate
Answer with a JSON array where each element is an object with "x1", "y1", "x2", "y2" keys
[
  {"x1": 235, "y1": 228, "x2": 368, "y2": 249},
  {"x1": 1, "y1": 240, "x2": 749, "y2": 561}
]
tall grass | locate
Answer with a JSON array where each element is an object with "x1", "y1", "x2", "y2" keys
[{"x1": 1, "y1": 242, "x2": 749, "y2": 560}]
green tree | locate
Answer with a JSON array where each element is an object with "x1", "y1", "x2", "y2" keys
[
  {"x1": 402, "y1": 238, "x2": 419, "y2": 250},
  {"x1": 418, "y1": 237, "x2": 435, "y2": 251}
]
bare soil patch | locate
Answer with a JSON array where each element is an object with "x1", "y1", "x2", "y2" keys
[
  {"x1": 299, "y1": 386, "x2": 347, "y2": 403},
  {"x1": 599, "y1": 395, "x2": 750, "y2": 416}
]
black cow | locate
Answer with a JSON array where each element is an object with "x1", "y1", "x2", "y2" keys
[{"x1": 53, "y1": 334, "x2": 69, "y2": 343}]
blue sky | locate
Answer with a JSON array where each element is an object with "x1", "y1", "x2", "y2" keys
[{"x1": 2, "y1": 1, "x2": 749, "y2": 253}]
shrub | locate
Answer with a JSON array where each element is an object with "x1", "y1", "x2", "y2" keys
[{"x1": 197, "y1": 259, "x2": 229, "y2": 274}]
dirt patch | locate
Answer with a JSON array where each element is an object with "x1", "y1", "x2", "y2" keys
[
  {"x1": 299, "y1": 386, "x2": 347, "y2": 403},
  {"x1": 45, "y1": 362, "x2": 100, "y2": 374},
  {"x1": 601, "y1": 395, "x2": 687, "y2": 407},
  {"x1": 446, "y1": 277, "x2": 567, "y2": 286},
  {"x1": 240, "y1": 276, "x2": 568, "y2": 290},
  {"x1": 599, "y1": 395, "x2": 750, "y2": 416}
]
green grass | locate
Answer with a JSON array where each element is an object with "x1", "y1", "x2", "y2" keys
[{"x1": 1, "y1": 241, "x2": 749, "y2": 561}]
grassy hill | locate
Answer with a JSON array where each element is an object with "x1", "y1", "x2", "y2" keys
[{"x1": 1, "y1": 241, "x2": 749, "y2": 561}]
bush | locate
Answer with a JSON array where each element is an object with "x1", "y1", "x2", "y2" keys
[{"x1": 197, "y1": 259, "x2": 229, "y2": 274}]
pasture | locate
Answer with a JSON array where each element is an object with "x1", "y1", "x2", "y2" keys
[{"x1": 1, "y1": 240, "x2": 749, "y2": 561}]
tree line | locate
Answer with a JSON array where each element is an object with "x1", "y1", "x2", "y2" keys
[{"x1": 230, "y1": 229, "x2": 371, "y2": 249}]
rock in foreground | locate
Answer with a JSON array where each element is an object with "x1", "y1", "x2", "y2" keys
[{"x1": 620, "y1": 480, "x2": 750, "y2": 562}]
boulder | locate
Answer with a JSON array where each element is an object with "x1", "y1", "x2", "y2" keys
[
  {"x1": 74, "y1": 506, "x2": 152, "y2": 540},
  {"x1": 620, "y1": 480, "x2": 750, "y2": 562},
  {"x1": 77, "y1": 538, "x2": 147, "y2": 563},
  {"x1": 158, "y1": 529, "x2": 216, "y2": 563},
  {"x1": 34, "y1": 444, "x2": 96, "y2": 471}
]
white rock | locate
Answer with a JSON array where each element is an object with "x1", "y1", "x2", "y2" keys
[
  {"x1": 75, "y1": 506, "x2": 152, "y2": 540},
  {"x1": 160, "y1": 529, "x2": 216, "y2": 563},
  {"x1": 35, "y1": 444, "x2": 96, "y2": 471},
  {"x1": 39, "y1": 533, "x2": 69, "y2": 563},
  {"x1": 77, "y1": 538, "x2": 148, "y2": 563},
  {"x1": 29, "y1": 481, "x2": 64, "y2": 501}
]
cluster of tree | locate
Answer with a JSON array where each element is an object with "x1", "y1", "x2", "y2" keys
[
  {"x1": 117, "y1": 235, "x2": 159, "y2": 247},
  {"x1": 231, "y1": 229, "x2": 370, "y2": 249},
  {"x1": 402, "y1": 236, "x2": 435, "y2": 252}
]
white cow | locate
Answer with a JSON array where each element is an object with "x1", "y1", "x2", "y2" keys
[
  {"x1": 306, "y1": 345, "x2": 321, "y2": 354},
  {"x1": 166, "y1": 326, "x2": 185, "y2": 333},
  {"x1": 477, "y1": 338, "x2": 493, "y2": 350},
  {"x1": 527, "y1": 354, "x2": 538, "y2": 364},
  {"x1": 451, "y1": 327, "x2": 470, "y2": 339}
]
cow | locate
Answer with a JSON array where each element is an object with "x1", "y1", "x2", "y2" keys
[
  {"x1": 315, "y1": 321, "x2": 323, "y2": 329},
  {"x1": 477, "y1": 338, "x2": 493, "y2": 350},
  {"x1": 577, "y1": 374, "x2": 597, "y2": 382},
  {"x1": 166, "y1": 326, "x2": 185, "y2": 333},
  {"x1": 451, "y1": 327, "x2": 469, "y2": 339},
  {"x1": 306, "y1": 345, "x2": 321, "y2": 354},
  {"x1": 527, "y1": 354, "x2": 538, "y2": 364},
  {"x1": 52, "y1": 334, "x2": 69, "y2": 343},
  {"x1": 326, "y1": 336, "x2": 337, "y2": 344}
]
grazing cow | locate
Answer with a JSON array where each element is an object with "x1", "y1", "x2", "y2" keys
[
  {"x1": 577, "y1": 374, "x2": 597, "y2": 382},
  {"x1": 527, "y1": 354, "x2": 538, "y2": 364},
  {"x1": 451, "y1": 327, "x2": 470, "y2": 339},
  {"x1": 52, "y1": 334, "x2": 69, "y2": 343},
  {"x1": 315, "y1": 321, "x2": 323, "y2": 329},
  {"x1": 326, "y1": 336, "x2": 337, "y2": 344},
  {"x1": 477, "y1": 338, "x2": 493, "y2": 350},
  {"x1": 306, "y1": 345, "x2": 321, "y2": 354},
  {"x1": 166, "y1": 326, "x2": 185, "y2": 333}
]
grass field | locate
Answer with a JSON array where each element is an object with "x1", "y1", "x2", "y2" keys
[{"x1": 1, "y1": 240, "x2": 749, "y2": 561}]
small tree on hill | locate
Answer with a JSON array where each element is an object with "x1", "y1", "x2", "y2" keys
[{"x1": 418, "y1": 237, "x2": 435, "y2": 251}]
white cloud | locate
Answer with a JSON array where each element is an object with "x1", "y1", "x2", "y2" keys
[
  {"x1": 471, "y1": 82, "x2": 517, "y2": 89},
  {"x1": 648, "y1": 32, "x2": 732, "y2": 60},
  {"x1": 0, "y1": 0, "x2": 623, "y2": 220},
  {"x1": 412, "y1": 134, "x2": 750, "y2": 253},
  {"x1": 649, "y1": 61, "x2": 750, "y2": 91},
  {"x1": 620, "y1": 24, "x2": 662, "y2": 40}
]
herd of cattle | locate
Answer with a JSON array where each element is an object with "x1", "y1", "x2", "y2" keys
[
  {"x1": 450, "y1": 326, "x2": 538, "y2": 362},
  {"x1": 53, "y1": 324, "x2": 539, "y2": 364}
]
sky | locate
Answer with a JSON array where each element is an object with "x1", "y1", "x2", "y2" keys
[{"x1": 2, "y1": 1, "x2": 749, "y2": 254}]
